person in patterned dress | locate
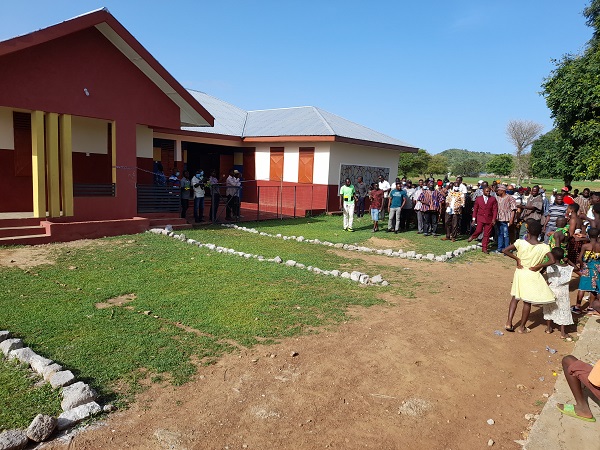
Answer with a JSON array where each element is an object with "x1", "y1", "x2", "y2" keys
[{"x1": 543, "y1": 247, "x2": 575, "y2": 339}]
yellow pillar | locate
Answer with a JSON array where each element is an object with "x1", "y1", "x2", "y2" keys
[
  {"x1": 60, "y1": 114, "x2": 74, "y2": 216},
  {"x1": 45, "y1": 113, "x2": 60, "y2": 218},
  {"x1": 111, "y1": 121, "x2": 117, "y2": 185},
  {"x1": 31, "y1": 111, "x2": 46, "y2": 218}
]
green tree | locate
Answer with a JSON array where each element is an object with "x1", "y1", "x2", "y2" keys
[
  {"x1": 453, "y1": 157, "x2": 483, "y2": 177},
  {"x1": 486, "y1": 154, "x2": 514, "y2": 176},
  {"x1": 427, "y1": 154, "x2": 448, "y2": 176},
  {"x1": 398, "y1": 149, "x2": 431, "y2": 177},
  {"x1": 530, "y1": 129, "x2": 580, "y2": 184},
  {"x1": 541, "y1": 0, "x2": 600, "y2": 180}
]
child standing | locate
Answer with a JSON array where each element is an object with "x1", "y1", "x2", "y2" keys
[
  {"x1": 573, "y1": 227, "x2": 600, "y2": 313},
  {"x1": 543, "y1": 247, "x2": 575, "y2": 339},
  {"x1": 504, "y1": 220, "x2": 556, "y2": 333},
  {"x1": 369, "y1": 183, "x2": 384, "y2": 233}
]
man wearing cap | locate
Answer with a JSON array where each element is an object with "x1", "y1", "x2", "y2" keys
[
  {"x1": 495, "y1": 185, "x2": 517, "y2": 252},
  {"x1": 561, "y1": 186, "x2": 575, "y2": 205}
]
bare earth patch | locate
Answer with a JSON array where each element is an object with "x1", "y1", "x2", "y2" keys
[
  {"x1": 41, "y1": 252, "x2": 579, "y2": 449},
  {"x1": 95, "y1": 294, "x2": 137, "y2": 309}
]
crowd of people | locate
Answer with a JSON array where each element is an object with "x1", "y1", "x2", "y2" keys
[
  {"x1": 153, "y1": 163, "x2": 243, "y2": 223},
  {"x1": 340, "y1": 174, "x2": 600, "y2": 423}
]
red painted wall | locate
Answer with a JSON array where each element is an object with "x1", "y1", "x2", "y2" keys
[
  {"x1": 0, "y1": 149, "x2": 33, "y2": 212},
  {"x1": 0, "y1": 27, "x2": 183, "y2": 219}
]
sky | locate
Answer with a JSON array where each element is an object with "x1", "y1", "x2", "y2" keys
[{"x1": 0, "y1": 1, "x2": 593, "y2": 154}]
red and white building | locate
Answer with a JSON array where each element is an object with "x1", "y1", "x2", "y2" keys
[{"x1": 0, "y1": 8, "x2": 417, "y2": 244}]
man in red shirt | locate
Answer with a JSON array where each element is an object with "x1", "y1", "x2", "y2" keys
[
  {"x1": 562, "y1": 186, "x2": 575, "y2": 205},
  {"x1": 369, "y1": 183, "x2": 384, "y2": 232}
]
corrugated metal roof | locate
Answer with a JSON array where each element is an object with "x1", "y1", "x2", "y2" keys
[
  {"x1": 183, "y1": 90, "x2": 416, "y2": 149},
  {"x1": 183, "y1": 90, "x2": 247, "y2": 136}
]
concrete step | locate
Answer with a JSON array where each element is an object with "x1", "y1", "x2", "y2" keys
[
  {"x1": 0, "y1": 217, "x2": 42, "y2": 228},
  {"x1": 0, "y1": 225, "x2": 47, "y2": 239},
  {"x1": 0, "y1": 234, "x2": 52, "y2": 246}
]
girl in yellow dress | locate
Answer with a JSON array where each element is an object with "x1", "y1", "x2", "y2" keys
[{"x1": 503, "y1": 220, "x2": 556, "y2": 333}]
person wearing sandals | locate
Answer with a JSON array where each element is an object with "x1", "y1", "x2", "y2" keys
[
  {"x1": 542, "y1": 247, "x2": 575, "y2": 340},
  {"x1": 503, "y1": 220, "x2": 556, "y2": 333},
  {"x1": 572, "y1": 227, "x2": 600, "y2": 314},
  {"x1": 558, "y1": 300, "x2": 600, "y2": 423}
]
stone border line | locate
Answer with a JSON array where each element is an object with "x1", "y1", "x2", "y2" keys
[
  {"x1": 221, "y1": 224, "x2": 482, "y2": 262},
  {"x1": 0, "y1": 331, "x2": 114, "y2": 448},
  {"x1": 148, "y1": 228, "x2": 389, "y2": 286}
]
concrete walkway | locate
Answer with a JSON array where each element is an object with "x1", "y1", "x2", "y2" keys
[{"x1": 525, "y1": 315, "x2": 600, "y2": 450}]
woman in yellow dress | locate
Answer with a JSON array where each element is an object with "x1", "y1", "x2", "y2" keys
[{"x1": 503, "y1": 220, "x2": 556, "y2": 333}]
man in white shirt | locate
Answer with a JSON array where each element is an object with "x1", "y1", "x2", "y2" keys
[
  {"x1": 225, "y1": 169, "x2": 241, "y2": 220},
  {"x1": 378, "y1": 174, "x2": 391, "y2": 220},
  {"x1": 412, "y1": 179, "x2": 425, "y2": 233},
  {"x1": 192, "y1": 169, "x2": 205, "y2": 222}
]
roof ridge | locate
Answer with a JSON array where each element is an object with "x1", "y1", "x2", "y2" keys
[
  {"x1": 315, "y1": 106, "x2": 401, "y2": 141},
  {"x1": 248, "y1": 105, "x2": 313, "y2": 113},
  {"x1": 186, "y1": 89, "x2": 248, "y2": 113},
  {"x1": 312, "y1": 106, "x2": 335, "y2": 135}
]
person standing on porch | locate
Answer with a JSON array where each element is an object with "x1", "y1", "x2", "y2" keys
[
  {"x1": 180, "y1": 170, "x2": 192, "y2": 220},
  {"x1": 340, "y1": 178, "x2": 357, "y2": 232},
  {"x1": 208, "y1": 170, "x2": 220, "y2": 222},
  {"x1": 225, "y1": 169, "x2": 241, "y2": 220},
  {"x1": 192, "y1": 169, "x2": 205, "y2": 223}
]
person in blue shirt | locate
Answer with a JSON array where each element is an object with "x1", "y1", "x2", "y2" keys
[{"x1": 387, "y1": 181, "x2": 407, "y2": 233}]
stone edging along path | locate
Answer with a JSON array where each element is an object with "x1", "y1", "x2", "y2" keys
[
  {"x1": 221, "y1": 224, "x2": 482, "y2": 262},
  {"x1": 0, "y1": 331, "x2": 114, "y2": 449},
  {"x1": 148, "y1": 228, "x2": 389, "y2": 286}
]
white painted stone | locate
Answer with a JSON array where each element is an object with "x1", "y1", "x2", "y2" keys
[
  {"x1": 8, "y1": 347, "x2": 36, "y2": 364},
  {"x1": 426, "y1": 253, "x2": 435, "y2": 259},
  {"x1": 341, "y1": 272, "x2": 351, "y2": 279},
  {"x1": 381, "y1": 281, "x2": 389, "y2": 286},
  {"x1": 61, "y1": 382, "x2": 98, "y2": 411},
  {"x1": 30, "y1": 355, "x2": 53, "y2": 374},
  {"x1": 42, "y1": 363, "x2": 63, "y2": 382},
  {"x1": 27, "y1": 414, "x2": 57, "y2": 442},
  {"x1": 0, "y1": 330, "x2": 10, "y2": 343},
  {"x1": 0, "y1": 429, "x2": 28, "y2": 450},
  {"x1": 371, "y1": 274, "x2": 383, "y2": 284},
  {"x1": 273, "y1": 256, "x2": 283, "y2": 263},
  {"x1": 56, "y1": 402, "x2": 101, "y2": 431},
  {"x1": 359, "y1": 274, "x2": 370, "y2": 284},
  {"x1": 330, "y1": 270, "x2": 341, "y2": 277},
  {"x1": 350, "y1": 271, "x2": 362, "y2": 282},
  {"x1": 406, "y1": 251, "x2": 416, "y2": 257},
  {"x1": 49, "y1": 370, "x2": 75, "y2": 389},
  {"x1": 0, "y1": 338, "x2": 23, "y2": 356},
  {"x1": 296, "y1": 263, "x2": 305, "y2": 269},
  {"x1": 285, "y1": 260, "x2": 297, "y2": 267}
]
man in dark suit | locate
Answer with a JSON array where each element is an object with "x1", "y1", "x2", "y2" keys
[{"x1": 468, "y1": 186, "x2": 498, "y2": 253}]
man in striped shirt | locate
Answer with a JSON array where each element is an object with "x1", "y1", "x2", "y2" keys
[
  {"x1": 418, "y1": 180, "x2": 444, "y2": 236},
  {"x1": 543, "y1": 193, "x2": 568, "y2": 244},
  {"x1": 495, "y1": 185, "x2": 517, "y2": 252}
]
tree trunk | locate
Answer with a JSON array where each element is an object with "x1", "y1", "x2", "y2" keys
[{"x1": 563, "y1": 174, "x2": 574, "y2": 186}]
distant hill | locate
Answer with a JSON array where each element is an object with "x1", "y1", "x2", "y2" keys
[{"x1": 438, "y1": 149, "x2": 494, "y2": 177}]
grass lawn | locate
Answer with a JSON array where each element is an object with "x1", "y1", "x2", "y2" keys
[
  {"x1": 0, "y1": 360, "x2": 61, "y2": 430},
  {"x1": 0, "y1": 229, "x2": 397, "y2": 430},
  {"x1": 0, "y1": 214, "x2": 488, "y2": 431}
]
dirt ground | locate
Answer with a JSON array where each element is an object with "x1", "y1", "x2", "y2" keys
[{"x1": 3, "y1": 244, "x2": 584, "y2": 450}]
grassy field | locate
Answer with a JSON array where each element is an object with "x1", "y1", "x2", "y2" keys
[
  {"x1": 0, "y1": 214, "x2": 489, "y2": 430},
  {"x1": 461, "y1": 176, "x2": 600, "y2": 192}
]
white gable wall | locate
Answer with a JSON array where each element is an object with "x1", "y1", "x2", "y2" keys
[
  {"x1": 72, "y1": 116, "x2": 108, "y2": 154},
  {"x1": 0, "y1": 107, "x2": 14, "y2": 150},
  {"x1": 328, "y1": 142, "x2": 400, "y2": 185},
  {"x1": 253, "y1": 142, "x2": 330, "y2": 184}
]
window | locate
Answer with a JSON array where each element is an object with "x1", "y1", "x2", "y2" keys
[{"x1": 270, "y1": 147, "x2": 284, "y2": 181}]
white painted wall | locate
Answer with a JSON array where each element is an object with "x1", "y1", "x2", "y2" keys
[
  {"x1": 255, "y1": 145, "x2": 270, "y2": 180},
  {"x1": 0, "y1": 107, "x2": 14, "y2": 150},
  {"x1": 283, "y1": 147, "x2": 299, "y2": 183},
  {"x1": 136, "y1": 125, "x2": 154, "y2": 158},
  {"x1": 72, "y1": 116, "x2": 108, "y2": 154},
  {"x1": 251, "y1": 142, "x2": 330, "y2": 184},
  {"x1": 328, "y1": 142, "x2": 400, "y2": 185},
  {"x1": 313, "y1": 143, "x2": 330, "y2": 184}
]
